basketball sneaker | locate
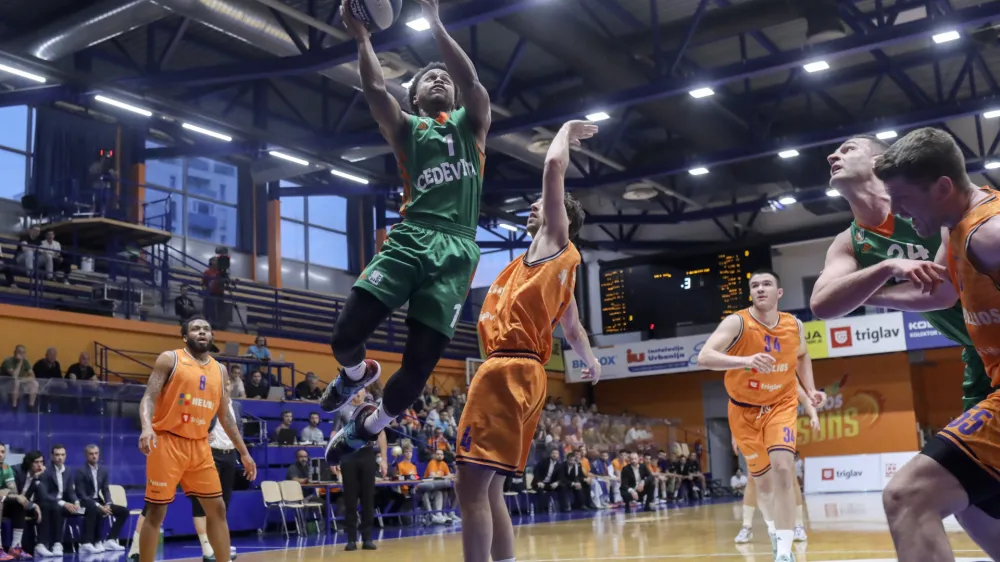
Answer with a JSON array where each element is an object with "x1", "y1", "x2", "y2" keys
[
  {"x1": 734, "y1": 526, "x2": 753, "y2": 543},
  {"x1": 325, "y1": 401, "x2": 378, "y2": 465},
  {"x1": 793, "y1": 525, "x2": 807, "y2": 541},
  {"x1": 8, "y1": 548, "x2": 30, "y2": 560},
  {"x1": 774, "y1": 554, "x2": 795, "y2": 562},
  {"x1": 0, "y1": 549, "x2": 14, "y2": 562},
  {"x1": 320, "y1": 359, "x2": 381, "y2": 413}
]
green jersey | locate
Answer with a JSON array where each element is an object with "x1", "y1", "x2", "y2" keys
[
  {"x1": 0, "y1": 464, "x2": 13, "y2": 490},
  {"x1": 397, "y1": 107, "x2": 483, "y2": 239},
  {"x1": 850, "y1": 214, "x2": 994, "y2": 409}
]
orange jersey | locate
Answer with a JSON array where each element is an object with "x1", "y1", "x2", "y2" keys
[
  {"x1": 724, "y1": 308, "x2": 800, "y2": 406},
  {"x1": 948, "y1": 191, "x2": 1000, "y2": 387},
  {"x1": 152, "y1": 349, "x2": 225, "y2": 440},
  {"x1": 478, "y1": 244, "x2": 581, "y2": 363}
]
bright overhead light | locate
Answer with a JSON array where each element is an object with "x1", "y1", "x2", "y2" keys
[
  {"x1": 778, "y1": 196, "x2": 797, "y2": 205},
  {"x1": 330, "y1": 168, "x2": 369, "y2": 185},
  {"x1": 269, "y1": 151, "x2": 309, "y2": 166},
  {"x1": 984, "y1": 109, "x2": 1000, "y2": 119},
  {"x1": 803, "y1": 60, "x2": 830, "y2": 73},
  {"x1": 0, "y1": 64, "x2": 45, "y2": 83},
  {"x1": 689, "y1": 167, "x2": 709, "y2": 176},
  {"x1": 504, "y1": 197, "x2": 521, "y2": 204},
  {"x1": 689, "y1": 87, "x2": 714, "y2": 99},
  {"x1": 498, "y1": 223, "x2": 520, "y2": 232},
  {"x1": 94, "y1": 95, "x2": 152, "y2": 117},
  {"x1": 778, "y1": 149, "x2": 800, "y2": 159},
  {"x1": 586, "y1": 111, "x2": 610, "y2": 122},
  {"x1": 876, "y1": 130, "x2": 898, "y2": 140},
  {"x1": 826, "y1": 188, "x2": 841, "y2": 198},
  {"x1": 932, "y1": 30, "x2": 960, "y2": 44},
  {"x1": 401, "y1": 80, "x2": 413, "y2": 89},
  {"x1": 985, "y1": 161, "x2": 1000, "y2": 170},
  {"x1": 406, "y1": 17, "x2": 431, "y2": 31},
  {"x1": 182, "y1": 123, "x2": 231, "y2": 142}
]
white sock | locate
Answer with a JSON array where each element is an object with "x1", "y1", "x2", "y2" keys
[
  {"x1": 742, "y1": 506, "x2": 755, "y2": 528},
  {"x1": 776, "y1": 529, "x2": 794, "y2": 556},
  {"x1": 199, "y1": 533, "x2": 214, "y2": 558},
  {"x1": 343, "y1": 362, "x2": 367, "y2": 382},
  {"x1": 11, "y1": 529, "x2": 22, "y2": 548},
  {"x1": 363, "y1": 402, "x2": 395, "y2": 435},
  {"x1": 765, "y1": 519, "x2": 776, "y2": 534},
  {"x1": 128, "y1": 527, "x2": 142, "y2": 556},
  {"x1": 795, "y1": 505, "x2": 804, "y2": 527}
]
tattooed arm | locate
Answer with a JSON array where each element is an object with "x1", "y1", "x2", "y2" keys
[
  {"x1": 218, "y1": 363, "x2": 257, "y2": 481},
  {"x1": 139, "y1": 351, "x2": 175, "y2": 455}
]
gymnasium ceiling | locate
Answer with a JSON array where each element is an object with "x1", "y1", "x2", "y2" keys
[{"x1": 1, "y1": 0, "x2": 999, "y2": 252}]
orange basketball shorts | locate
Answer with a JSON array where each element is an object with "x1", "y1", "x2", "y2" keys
[
  {"x1": 456, "y1": 356, "x2": 547, "y2": 476},
  {"x1": 145, "y1": 431, "x2": 222, "y2": 505},
  {"x1": 729, "y1": 397, "x2": 798, "y2": 477},
  {"x1": 925, "y1": 393, "x2": 1000, "y2": 515}
]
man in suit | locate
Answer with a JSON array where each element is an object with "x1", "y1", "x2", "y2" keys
[
  {"x1": 620, "y1": 452, "x2": 654, "y2": 513},
  {"x1": 532, "y1": 449, "x2": 565, "y2": 512},
  {"x1": 73, "y1": 445, "x2": 127, "y2": 554},
  {"x1": 559, "y1": 452, "x2": 593, "y2": 511},
  {"x1": 3, "y1": 450, "x2": 44, "y2": 560},
  {"x1": 35, "y1": 445, "x2": 80, "y2": 557}
]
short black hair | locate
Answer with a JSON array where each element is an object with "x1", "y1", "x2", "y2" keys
[
  {"x1": 51, "y1": 444, "x2": 65, "y2": 454},
  {"x1": 565, "y1": 193, "x2": 585, "y2": 240},
  {"x1": 847, "y1": 134, "x2": 891, "y2": 155},
  {"x1": 407, "y1": 62, "x2": 461, "y2": 113},
  {"x1": 750, "y1": 269, "x2": 782, "y2": 287},
  {"x1": 22, "y1": 451, "x2": 42, "y2": 472},
  {"x1": 872, "y1": 127, "x2": 972, "y2": 191},
  {"x1": 181, "y1": 314, "x2": 209, "y2": 337}
]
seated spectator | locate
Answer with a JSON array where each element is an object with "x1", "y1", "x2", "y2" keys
[
  {"x1": 437, "y1": 409, "x2": 457, "y2": 440},
  {"x1": 731, "y1": 468, "x2": 748, "y2": 497},
  {"x1": 66, "y1": 352, "x2": 96, "y2": 382},
  {"x1": 2, "y1": 345, "x2": 37, "y2": 410},
  {"x1": 15, "y1": 226, "x2": 44, "y2": 276},
  {"x1": 299, "y1": 412, "x2": 325, "y2": 444},
  {"x1": 0, "y1": 243, "x2": 14, "y2": 287},
  {"x1": 174, "y1": 286, "x2": 197, "y2": 324},
  {"x1": 273, "y1": 411, "x2": 294, "y2": 441},
  {"x1": 246, "y1": 335, "x2": 271, "y2": 362},
  {"x1": 286, "y1": 449, "x2": 311, "y2": 485},
  {"x1": 245, "y1": 370, "x2": 269, "y2": 400},
  {"x1": 36, "y1": 444, "x2": 79, "y2": 557},
  {"x1": 228, "y1": 364, "x2": 246, "y2": 398},
  {"x1": 560, "y1": 452, "x2": 593, "y2": 511},
  {"x1": 33, "y1": 348, "x2": 62, "y2": 379},
  {"x1": 533, "y1": 448, "x2": 565, "y2": 512},
  {"x1": 685, "y1": 453, "x2": 708, "y2": 497},
  {"x1": 295, "y1": 372, "x2": 322, "y2": 401},
  {"x1": 39, "y1": 230, "x2": 72, "y2": 283},
  {"x1": 4, "y1": 451, "x2": 44, "y2": 558},
  {"x1": 419, "y1": 449, "x2": 457, "y2": 524},
  {"x1": 658, "y1": 450, "x2": 680, "y2": 501},
  {"x1": 73, "y1": 445, "x2": 127, "y2": 553},
  {"x1": 427, "y1": 428, "x2": 453, "y2": 458}
]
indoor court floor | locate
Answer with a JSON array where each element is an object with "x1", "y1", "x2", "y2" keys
[{"x1": 150, "y1": 492, "x2": 990, "y2": 562}]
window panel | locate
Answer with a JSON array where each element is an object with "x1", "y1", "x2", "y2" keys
[
  {"x1": 0, "y1": 106, "x2": 28, "y2": 152},
  {"x1": 279, "y1": 180, "x2": 305, "y2": 221},
  {"x1": 143, "y1": 187, "x2": 182, "y2": 235},
  {"x1": 471, "y1": 249, "x2": 513, "y2": 288},
  {"x1": 476, "y1": 226, "x2": 507, "y2": 242},
  {"x1": 146, "y1": 158, "x2": 182, "y2": 190},
  {"x1": 308, "y1": 228, "x2": 348, "y2": 270},
  {"x1": 281, "y1": 220, "x2": 306, "y2": 261},
  {"x1": 309, "y1": 196, "x2": 347, "y2": 232},
  {"x1": 0, "y1": 149, "x2": 27, "y2": 201},
  {"x1": 186, "y1": 197, "x2": 236, "y2": 246}
]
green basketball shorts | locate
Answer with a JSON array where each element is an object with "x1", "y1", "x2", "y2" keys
[
  {"x1": 354, "y1": 221, "x2": 480, "y2": 339},
  {"x1": 962, "y1": 346, "x2": 997, "y2": 411}
]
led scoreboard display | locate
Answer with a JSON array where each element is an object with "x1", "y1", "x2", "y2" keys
[{"x1": 599, "y1": 247, "x2": 772, "y2": 334}]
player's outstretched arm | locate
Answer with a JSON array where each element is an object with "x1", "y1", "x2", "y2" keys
[
  {"x1": 796, "y1": 382, "x2": 821, "y2": 431},
  {"x1": 810, "y1": 229, "x2": 893, "y2": 319},
  {"x1": 217, "y1": 364, "x2": 257, "y2": 481},
  {"x1": 542, "y1": 121, "x2": 598, "y2": 247},
  {"x1": 868, "y1": 240, "x2": 957, "y2": 311},
  {"x1": 560, "y1": 295, "x2": 601, "y2": 384},
  {"x1": 697, "y1": 315, "x2": 772, "y2": 371},
  {"x1": 139, "y1": 351, "x2": 174, "y2": 455},
  {"x1": 341, "y1": 4, "x2": 407, "y2": 148},
  {"x1": 417, "y1": 0, "x2": 491, "y2": 143}
]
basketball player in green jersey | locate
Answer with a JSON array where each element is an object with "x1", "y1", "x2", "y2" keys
[
  {"x1": 322, "y1": 0, "x2": 491, "y2": 462},
  {"x1": 809, "y1": 134, "x2": 995, "y2": 411}
]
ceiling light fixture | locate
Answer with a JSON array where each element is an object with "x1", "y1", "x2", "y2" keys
[
  {"x1": 803, "y1": 61, "x2": 830, "y2": 73},
  {"x1": 689, "y1": 87, "x2": 714, "y2": 98},
  {"x1": 406, "y1": 17, "x2": 431, "y2": 31},
  {"x1": 0, "y1": 63, "x2": 45, "y2": 83},
  {"x1": 330, "y1": 168, "x2": 369, "y2": 185},
  {"x1": 585, "y1": 111, "x2": 610, "y2": 122},
  {"x1": 182, "y1": 123, "x2": 232, "y2": 142},
  {"x1": 932, "y1": 30, "x2": 960, "y2": 44},
  {"x1": 826, "y1": 188, "x2": 841, "y2": 197},
  {"x1": 876, "y1": 130, "x2": 898, "y2": 140},
  {"x1": 778, "y1": 149, "x2": 800, "y2": 159},
  {"x1": 269, "y1": 151, "x2": 309, "y2": 166},
  {"x1": 689, "y1": 167, "x2": 709, "y2": 176},
  {"x1": 94, "y1": 95, "x2": 153, "y2": 117},
  {"x1": 778, "y1": 196, "x2": 797, "y2": 205}
]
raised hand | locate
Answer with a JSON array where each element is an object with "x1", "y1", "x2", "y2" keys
[{"x1": 340, "y1": 2, "x2": 371, "y2": 40}]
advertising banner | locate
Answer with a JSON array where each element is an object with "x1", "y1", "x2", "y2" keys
[
  {"x1": 803, "y1": 319, "x2": 828, "y2": 359},
  {"x1": 564, "y1": 334, "x2": 706, "y2": 383},
  {"x1": 902, "y1": 311, "x2": 956, "y2": 350},
  {"x1": 824, "y1": 313, "x2": 907, "y2": 358},
  {"x1": 880, "y1": 451, "x2": 919, "y2": 489},
  {"x1": 804, "y1": 454, "x2": 881, "y2": 494}
]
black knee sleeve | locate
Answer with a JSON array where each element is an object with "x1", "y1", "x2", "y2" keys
[
  {"x1": 331, "y1": 288, "x2": 391, "y2": 366},
  {"x1": 382, "y1": 319, "x2": 450, "y2": 415}
]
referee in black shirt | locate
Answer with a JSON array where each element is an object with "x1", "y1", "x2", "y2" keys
[{"x1": 336, "y1": 389, "x2": 387, "y2": 552}]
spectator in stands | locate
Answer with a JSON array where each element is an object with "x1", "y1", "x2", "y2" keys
[
  {"x1": 246, "y1": 335, "x2": 271, "y2": 362},
  {"x1": 299, "y1": 412, "x2": 325, "y2": 444},
  {"x1": 620, "y1": 452, "x2": 654, "y2": 513},
  {"x1": 228, "y1": 364, "x2": 246, "y2": 398},
  {"x1": 611, "y1": 450, "x2": 627, "y2": 475},
  {"x1": 174, "y1": 285, "x2": 197, "y2": 324},
  {"x1": 657, "y1": 450, "x2": 680, "y2": 501},
  {"x1": 14, "y1": 226, "x2": 45, "y2": 277},
  {"x1": 2, "y1": 345, "x2": 37, "y2": 410},
  {"x1": 273, "y1": 411, "x2": 294, "y2": 441},
  {"x1": 560, "y1": 452, "x2": 593, "y2": 511},
  {"x1": 286, "y1": 449, "x2": 312, "y2": 485},
  {"x1": 295, "y1": 372, "x2": 322, "y2": 401},
  {"x1": 33, "y1": 348, "x2": 62, "y2": 379},
  {"x1": 73, "y1": 444, "x2": 127, "y2": 553},
  {"x1": 533, "y1": 448, "x2": 565, "y2": 512},
  {"x1": 731, "y1": 468, "x2": 747, "y2": 497},
  {"x1": 245, "y1": 370, "x2": 269, "y2": 400},
  {"x1": 35, "y1": 444, "x2": 79, "y2": 557},
  {"x1": 66, "y1": 352, "x2": 96, "y2": 382},
  {"x1": 420, "y1": 449, "x2": 457, "y2": 524},
  {"x1": 437, "y1": 408, "x2": 457, "y2": 440},
  {"x1": 202, "y1": 257, "x2": 228, "y2": 331},
  {"x1": 39, "y1": 230, "x2": 71, "y2": 283},
  {"x1": 685, "y1": 453, "x2": 708, "y2": 497},
  {"x1": 427, "y1": 427, "x2": 453, "y2": 460},
  {"x1": 0, "y1": 243, "x2": 14, "y2": 287},
  {"x1": 594, "y1": 450, "x2": 621, "y2": 505},
  {"x1": 4, "y1": 450, "x2": 43, "y2": 559}
]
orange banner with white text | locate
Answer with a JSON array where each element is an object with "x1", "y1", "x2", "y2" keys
[{"x1": 795, "y1": 352, "x2": 919, "y2": 457}]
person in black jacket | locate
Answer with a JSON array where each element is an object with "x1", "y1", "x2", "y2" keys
[
  {"x1": 620, "y1": 452, "x2": 654, "y2": 513},
  {"x1": 532, "y1": 449, "x2": 565, "y2": 512},
  {"x1": 3, "y1": 451, "x2": 43, "y2": 558},
  {"x1": 73, "y1": 445, "x2": 127, "y2": 553},
  {"x1": 559, "y1": 452, "x2": 594, "y2": 511},
  {"x1": 36, "y1": 445, "x2": 79, "y2": 557}
]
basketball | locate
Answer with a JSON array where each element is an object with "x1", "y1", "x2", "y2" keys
[
  {"x1": 391, "y1": 445, "x2": 403, "y2": 457},
  {"x1": 348, "y1": 0, "x2": 403, "y2": 32}
]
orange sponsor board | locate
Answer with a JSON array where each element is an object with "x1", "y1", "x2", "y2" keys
[{"x1": 795, "y1": 353, "x2": 919, "y2": 456}]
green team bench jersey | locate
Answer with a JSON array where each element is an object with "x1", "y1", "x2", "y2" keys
[
  {"x1": 396, "y1": 106, "x2": 484, "y2": 239},
  {"x1": 850, "y1": 213, "x2": 996, "y2": 409}
]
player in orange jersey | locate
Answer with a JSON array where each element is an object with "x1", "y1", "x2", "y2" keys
[
  {"x1": 698, "y1": 271, "x2": 824, "y2": 562},
  {"x1": 137, "y1": 316, "x2": 256, "y2": 562},
  {"x1": 455, "y1": 120, "x2": 601, "y2": 562},
  {"x1": 853, "y1": 127, "x2": 1000, "y2": 562}
]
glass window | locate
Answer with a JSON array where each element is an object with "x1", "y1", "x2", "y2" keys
[
  {"x1": 309, "y1": 196, "x2": 347, "y2": 232},
  {"x1": 0, "y1": 149, "x2": 27, "y2": 201},
  {"x1": 471, "y1": 249, "x2": 514, "y2": 288},
  {"x1": 146, "y1": 158, "x2": 183, "y2": 190},
  {"x1": 476, "y1": 226, "x2": 507, "y2": 242},
  {"x1": 279, "y1": 180, "x2": 305, "y2": 221},
  {"x1": 281, "y1": 219, "x2": 306, "y2": 261},
  {"x1": 186, "y1": 198, "x2": 237, "y2": 246},
  {"x1": 0, "y1": 106, "x2": 28, "y2": 152},
  {"x1": 308, "y1": 228, "x2": 348, "y2": 270},
  {"x1": 143, "y1": 187, "x2": 182, "y2": 235}
]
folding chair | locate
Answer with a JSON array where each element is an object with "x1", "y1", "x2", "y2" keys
[
  {"x1": 259, "y1": 481, "x2": 290, "y2": 537},
  {"x1": 278, "y1": 481, "x2": 324, "y2": 535},
  {"x1": 110, "y1": 485, "x2": 143, "y2": 554}
]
